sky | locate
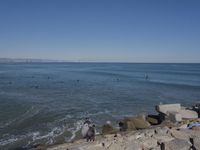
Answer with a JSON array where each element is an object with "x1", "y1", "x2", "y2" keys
[{"x1": 0, "y1": 0, "x2": 200, "y2": 62}]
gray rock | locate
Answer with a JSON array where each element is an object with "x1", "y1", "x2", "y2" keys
[
  {"x1": 163, "y1": 139, "x2": 192, "y2": 150},
  {"x1": 119, "y1": 118, "x2": 136, "y2": 131},
  {"x1": 70, "y1": 148, "x2": 81, "y2": 150},
  {"x1": 143, "y1": 129, "x2": 155, "y2": 137},
  {"x1": 126, "y1": 120, "x2": 137, "y2": 131},
  {"x1": 170, "y1": 129, "x2": 190, "y2": 141},
  {"x1": 192, "y1": 126, "x2": 200, "y2": 131},
  {"x1": 131, "y1": 117, "x2": 151, "y2": 129},
  {"x1": 178, "y1": 129, "x2": 200, "y2": 138},
  {"x1": 160, "y1": 120, "x2": 180, "y2": 128},
  {"x1": 108, "y1": 143, "x2": 124, "y2": 150},
  {"x1": 179, "y1": 109, "x2": 198, "y2": 119},
  {"x1": 121, "y1": 116, "x2": 150, "y2": 131},
  {"x1": 149, "y1": 147, "x2": 161, "y2": 150},
  {"x1": 154, "y1": 135, "x2": 174, "y2": 144},
  {"x1": 137, "y1": 113, "x2": 147, "y2": 120},
  {"x1": 168, "y1": 112, "x2": 182, "y2": 123},
  {"x1": 193, "y1": 136, "x2": 200, "y2": 150},
  {"x1": 155, "y1": 127, "x2": 170, "y2": 136},
  {"x1": 137, "y1": 137, "x2": 158, "y2": 149},
  {"x1": 126, "y1": 142, "x2": 142, "y2": 150},
  {"x1": 146, "y1": 115, "x2": 159, "y2": 125}
]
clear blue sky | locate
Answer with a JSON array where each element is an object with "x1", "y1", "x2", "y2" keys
[{"x1": 0, "y1": 0, "x2": 200, "y2": 62}]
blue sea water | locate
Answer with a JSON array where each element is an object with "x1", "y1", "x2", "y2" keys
[{"x1": 0, "y1": 63, "x2": 200, "y2": 149}]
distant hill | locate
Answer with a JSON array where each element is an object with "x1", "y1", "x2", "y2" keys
[{"x1": 0, "y1": 58, "x2": 66, "y2": 63}]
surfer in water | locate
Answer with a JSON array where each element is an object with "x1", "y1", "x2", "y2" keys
[{"x1": 145, "y1": 73, "x2": 149, "y2": 80}]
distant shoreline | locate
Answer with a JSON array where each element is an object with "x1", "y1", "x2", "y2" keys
[
  {"x1": 0, "y1": 57, "x2": 200, "y2": 64},
  {"x1": 0, "y1": 62, "x2": 200, "y2": 65}
]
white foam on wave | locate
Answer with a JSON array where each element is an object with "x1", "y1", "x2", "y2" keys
[
  {"x1": 0, "y1": 137, "x2": 18, "y2": 146},
  {"x1": 31, "y1": 126, "x2": 64, "y2": 144},
  {"x1": 1, "y1": 116, "x2": 99, "y2": 147},
  {"x1": 79, "y1": 109, "x2": 111, "y2": 119},
  {"x1": 67, "y1": 120, "x2": 84, "y2": 142},
  {"x1": 31, "y1": 132, "x2": 40, "y2": 141},
  {"x1": 56, "y1": 114, "x2": 73, "y2": 122},
  {"x1": 0, "y1": 126, "x2": 65, "y2": 147},
  {"x1": 0, "y1": 132, "x2": 34, "y2": 147}
]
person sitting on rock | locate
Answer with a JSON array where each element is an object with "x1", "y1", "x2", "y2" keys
[{"x1": 86, "y1": 125, "x2": 95, "y2": 142}]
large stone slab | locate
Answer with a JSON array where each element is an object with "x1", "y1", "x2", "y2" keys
[
  {"x1": 178, "y1": 129, "x2": 200, "y2": 138},
  {"x1": 170, "y1": 129, "x2": 190, "y2": 141},
  {"x1": 156, "y1": 104, "x2": 181, "y2": 114},
  {"x1": 168, "y1": 112, "x2": 182, "y2": 123},
  {"x1": 154, "y1": 135, "x2": 174, "y2": 143},
  {"x1": 193, "y1": 136, "x2": 200, "y2": 150},
  {"x1": 126, "y1": 142, "x2": 142, "y2": 150},
  {"x1": 163, "y1": 139, "x2": 192, "y2": 150},
  {"x1": 107, "y1": 143, "x2": 125, "y2": 150},
  {"x1": 179, "y1": 109, "x2": 198, "y2": 119},
  {"x1": 137, "y1": 137, "x2": 158, "y2": 149}
]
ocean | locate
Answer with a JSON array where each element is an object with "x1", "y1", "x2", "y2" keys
[{"x1": 0, "y1": 63, "x2": 200, "y2": 149}]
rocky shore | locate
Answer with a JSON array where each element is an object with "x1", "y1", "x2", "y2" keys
[
  {"x1": 39, "y1": 103, "x2": 200, "y2": 150},
  {"x1": 47, "y1": 126, "x2": 200, "y2": 150}
]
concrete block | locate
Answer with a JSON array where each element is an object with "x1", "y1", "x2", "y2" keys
[
  {"x1": 168, "y1": 112, "x2": 182, "y2": 123},
  {"x1": 179, "y1": 109, "x2": 198, "y2": 119},
  {"x1": 156, "y1": 104, "x2": 181, "y2": 114}
]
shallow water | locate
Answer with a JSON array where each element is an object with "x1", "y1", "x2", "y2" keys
[{"x1": 0, "y1": 63, "x2": 200, "y2": 149}]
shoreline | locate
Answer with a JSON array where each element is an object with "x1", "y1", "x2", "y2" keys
[
  {"x1": 38, "y1": 103, "x2": 200, "y2": 150},
  {"x1": 47, "y1": 123, "x2": 200, "y2": 150}
]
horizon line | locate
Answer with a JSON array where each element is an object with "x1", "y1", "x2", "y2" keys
[{"x1": 0, "y1": 57, "x2": 200, "y2": 64}]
